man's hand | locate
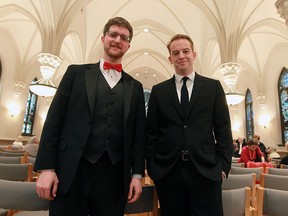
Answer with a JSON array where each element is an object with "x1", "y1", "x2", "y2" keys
[
  {"x1": 127, "y1": 177, "x2": 142, "y2": 203},
  {"x1": 36, "y1": 170, "x2": 59, "y2": 200}
]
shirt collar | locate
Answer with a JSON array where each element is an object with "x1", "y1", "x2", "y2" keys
[
  {"x1": 100, "y1": 58, "x2": 105, "y2": 71},
  {"x1": 100, "y1": 58, "x2": 121, "y2": 77},
  {"x1": 175, "y1": 71, "x2": 195, "y2": 84}
]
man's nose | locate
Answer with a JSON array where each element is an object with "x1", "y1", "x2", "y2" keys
[
  {"x1": 179, "y1": 52, "x2": 185, "y2": 58},
  {"x1": 114, "y1": 35, "x2": 121, "y2": 42}
]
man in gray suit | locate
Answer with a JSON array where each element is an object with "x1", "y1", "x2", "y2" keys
[
  {"x1": 34, "y1": 17, "x2": 146, "y2": 216},
  {"x1": 146, "y1": 34, "x2": 233, "y2": 216}
]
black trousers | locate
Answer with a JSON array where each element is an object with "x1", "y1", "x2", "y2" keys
[
  {"x1": 49, "y1": 152, "x2": 125, "y2": 216},
  {"x1": 155, "y1": 159, "x2": 223, "y2": 216}
]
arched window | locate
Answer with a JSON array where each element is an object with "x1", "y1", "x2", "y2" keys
[
  {"x1": 245, "y1": 89, "x2": 254, "y2": 140},
  {"x1": 278, "y1": 67, "x2": 288, "y2": 143},
  {"x1": 22, "y1": 78, "x2": 38, "y2": 135}
]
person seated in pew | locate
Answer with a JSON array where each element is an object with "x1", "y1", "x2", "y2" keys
[
  {"x1": 252, "y1": 134, "x2": 267, "y2": 154},
  {"x1": 12, "y1": 135, "x2": 23, "y2": 149},
  {"x1": 234, "y1": 136, "x2": 247, "y2": 158},
  {"x1": 265, "y1": 147, "x2": 281, "y2": 161},
  {"x1": 238, "y1": 139, "x2": 273, "y2": 169},
  {"x1": 280, "y1": 142, "x2": 288, "y2": 166},
  {"x1": 23, "y1": 136, "x2": 39, "y2": 155},
  {"x1": 265, "y1": 147, "x2": 281, "y2": 167}
]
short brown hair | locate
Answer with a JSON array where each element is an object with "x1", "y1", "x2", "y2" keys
[
  {"x1": 167, "y1": 34, "x2": 194, "y2": 54},
  {"x1": 247, "y1": 139, "x2": 258, "y2": 146},
  {"x1": 103, "y1": 17, "x2": 133, "y2": 42},
  {"x1": 252, "y1": 134, "x2": 260, "y2": 140}
]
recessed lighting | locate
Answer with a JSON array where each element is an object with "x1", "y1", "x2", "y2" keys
[
  {"x1": 143, "y1": 28, "x2": 149, "y2": 32},
  {"x1": 144, "y1": 52, "x2": 149, "y2": 55}
]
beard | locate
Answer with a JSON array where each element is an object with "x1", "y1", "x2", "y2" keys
[{"x1": 104, "y1": 45, "x2": 125, "y2": 59}]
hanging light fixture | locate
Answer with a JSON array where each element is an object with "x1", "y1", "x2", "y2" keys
[
  {"x1": 220, "y1": 62, "x2": 245, "y2": 106},
  {"x1": 275, "y1": 0, "x2": 288, "y2": 27},
  {"x1": 29, "y1": 53, "x2": 62, "y2": 97}
]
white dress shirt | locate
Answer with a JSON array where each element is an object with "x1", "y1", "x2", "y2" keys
[
  {"x1": 174, "y1": 71, "x2": 195, "y2": 103},
  {"x1": 99, "y1": 58, "x2": 122, "y2": 88}
]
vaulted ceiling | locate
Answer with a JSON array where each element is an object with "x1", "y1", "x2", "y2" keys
[{"x1": 0, "y1": 0, "x2": 287, "y2": 92}]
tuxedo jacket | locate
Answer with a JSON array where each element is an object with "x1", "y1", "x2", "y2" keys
[
  {"x1": 34, "y1": 62, "x2": 146, "y2": 194},
  {"x1": 146, "y1": 73, "x2": 233, "y2": 182}
]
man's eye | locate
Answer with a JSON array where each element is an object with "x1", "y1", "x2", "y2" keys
[
  {"x1": 110, "y1": 32, "x2": 118, "y2": 37},
  {"x1": 121, "y1": 36, "x2": 129, "y2": 41}
]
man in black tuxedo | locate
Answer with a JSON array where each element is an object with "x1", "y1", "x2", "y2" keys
[
  {"x1": 34, "y1": 17, "x2": 146, "y2": 216},
  {"x1": 146, "y1": 34, "x2": 233, "y2": 216}
]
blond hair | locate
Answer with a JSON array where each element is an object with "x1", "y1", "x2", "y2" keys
[{"x1": 166, "y1": 34, "x2": 194, "y2": 54}]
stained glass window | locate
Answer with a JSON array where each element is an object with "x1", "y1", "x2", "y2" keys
[
  {"x1": 22, "y1": 78, "x2": 38, "y2": 135},
  {"x1": 245, "y1": 89, "x2": 254, "y2": 140},
  {"x1": 278, "y1": 67, "x2": 288, "y2": 143}
]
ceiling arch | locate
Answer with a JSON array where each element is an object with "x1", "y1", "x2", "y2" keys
[{"x1": 0, "y1": 0, "x2": 287, "y2": 92}]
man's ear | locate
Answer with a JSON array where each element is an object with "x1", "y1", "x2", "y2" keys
[{"x1": 192, "y1": 51, "x2": 196, "y2": 60}]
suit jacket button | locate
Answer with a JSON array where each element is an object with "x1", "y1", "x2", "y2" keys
[{"x1": 184, "y1": 125, "x2": 187, "y2": 128}]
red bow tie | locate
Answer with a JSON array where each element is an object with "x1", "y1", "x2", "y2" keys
[{"x1": 103, "y1": 62, "x2": 122, "y2": 72}]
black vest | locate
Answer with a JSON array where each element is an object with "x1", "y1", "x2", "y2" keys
[{"x1": 83, "y1": 73, "x2": 124, "y2": 164}]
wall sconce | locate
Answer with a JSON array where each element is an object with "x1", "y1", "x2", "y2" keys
[
  {"x1": 13, "y1": 81, "x2": 26, "y2": 98},
  {"x1": 232, "y1": 121, "x2": 241, "y2": 134},
  {"x1": 259, "y1": 113, "x2": 270, "y2": 128},
  {"x1": 8, "y1": 102, "x2": 20, "y2": 117}
]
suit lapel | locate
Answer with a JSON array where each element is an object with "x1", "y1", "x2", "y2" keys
[
  {"x1": 122, "y1": 72, "x2": 134, "y2": 124},
  {"x1": 85, "y1": 63, "x2": 100, "y2": 115},
  {"x1": 167, "y1": 76, "x2": 183, "y2": 117},
  {"x1": 187, "y1": 73, "x2": 205, "y2": 117}
]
